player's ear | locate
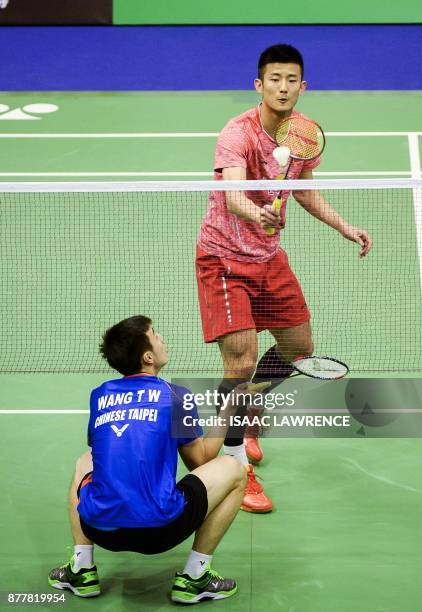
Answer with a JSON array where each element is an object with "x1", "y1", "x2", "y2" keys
[
  {"x1": 299, "y1": 80, "x2": 307, "y2": 95},
  {"x1": 142, "y1": 350, "x2": 154, "y2": 366},
  {"x1": 254, "y1": 78, "x2": 263, "y2": 94}
]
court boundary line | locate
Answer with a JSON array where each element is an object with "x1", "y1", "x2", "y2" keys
[
  {"x1": 0, "y1": 131, "x2": 421, "y2": 138},
  {"x1": 0, "y1": 410, "x2": 89, "y2": 414},
  {"x1": 408, "y1": 133, "x2": 422, "y2": 295},
  {"x1": 2, "y1": 409, "x2": 422, "y2": 414},
  {"x1": 0, "y1": 171, "x2": 415, "y2": 178}
]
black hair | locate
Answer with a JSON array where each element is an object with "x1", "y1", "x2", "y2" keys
[
  {"x1": 258, "y1": 44, "x2": 304, "y2": 80},
  {"x1": 99, "y1": 315, "x2": 153, "y2": 375}
]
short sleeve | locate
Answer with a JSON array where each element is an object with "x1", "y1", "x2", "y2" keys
[
  {"x1": 169, "y1": 385, "x2": 204, "y2": 446},
  {"x1": 214, "y1": 122, "x2": 249, "y2": 172}
]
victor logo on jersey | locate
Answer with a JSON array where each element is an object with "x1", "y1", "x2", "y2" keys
[{"x1": 111, "y1": 424, "x2": 130, "y2": 437}]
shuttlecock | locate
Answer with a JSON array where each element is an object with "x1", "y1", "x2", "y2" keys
[{"x1": 272, "y1": 146, "x2": 290, "y2": 167}]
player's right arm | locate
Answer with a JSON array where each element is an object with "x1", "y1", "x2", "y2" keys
[
  {"x1": 178, "y1": 382, "x2": 268, "y2": 470},
  {"x1": 222, "y1": 166, "x2": 280, "y2": 230},
  {"x1": 178, "y1": 407, "x2": 238, "y2": 470}
]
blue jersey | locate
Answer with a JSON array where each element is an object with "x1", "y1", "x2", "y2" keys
[{"x1": 78, "y1": 374, "x2": 203, "y2": 529}]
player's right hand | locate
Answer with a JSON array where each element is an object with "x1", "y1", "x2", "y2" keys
[
  {"x1": 260, "y1": 204, "x2": 281, "y2": 230},
  {"x1": 229, "y1": 381, "x2": 271, "y2": 402},
  {"x1": 228, "y1": 382, "x2": 271, "y2": 414}
]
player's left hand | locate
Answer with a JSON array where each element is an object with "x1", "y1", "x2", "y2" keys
[{"x1": 341, "y1": 224, "x2": 372, "y2": 257}]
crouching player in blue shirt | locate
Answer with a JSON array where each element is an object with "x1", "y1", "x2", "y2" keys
[{"x1": 48, "y1": 315, "x2": 249, "y2": 604}]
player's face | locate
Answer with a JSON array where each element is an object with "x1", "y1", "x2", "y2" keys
[
  {"x1": 254, "y1": 63, "x2": 306, "y2": 116},
  {"x1": 146, "y1": 326, "x2": 168, "y2": 369}
]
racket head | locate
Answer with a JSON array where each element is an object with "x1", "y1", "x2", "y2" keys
[
  {"x1": 293, "y1": 356, "x2": 349, "y2": 380},
  {"x1": 275, "y1": 116, "x2": 325, "y2": 161}
]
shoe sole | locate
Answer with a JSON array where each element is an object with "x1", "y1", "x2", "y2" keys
[
  {"x1": 240, "y1": 504, "x2": 273, "y2": 513},
  {"x1": 245, "y1": 453, "x2": 263, "y2": 464},
  {"x1": 171, "y1": 586, "x2": 238, "y2": 604},
  {"x1": 49, "y1": 580, "x2": 100, "y2": 598}
]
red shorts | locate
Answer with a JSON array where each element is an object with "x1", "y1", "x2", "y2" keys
[{"x1": 195, "y1": 246, "x2": 310, "y2": 343}]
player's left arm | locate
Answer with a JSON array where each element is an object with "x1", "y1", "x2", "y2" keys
[{"x1": 293, "y1": 169, "x2": 373, "y2": 257}]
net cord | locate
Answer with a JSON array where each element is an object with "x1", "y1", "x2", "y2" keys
[{"x1": 0, "y1": 179, "x2": 421, "y2": 193}]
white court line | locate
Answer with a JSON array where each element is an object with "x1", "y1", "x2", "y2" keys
[
  {"x1": 408, "y1": 133, "x2": 422, "y2": 294},
  {"x1": 0, "y1": 133, "x2": 220, "y2": 138},
  {"x1": 0, "y1": 410, "x2": 89, "y2": 414},
  {"x1": 0, "y1": 172, "x2": 214, "y2": 177},
  {"x1": 317, "y1": 171, "x2": 412, "y2": 176},
  {"x1": 0, "y1": 131, "x2": 421, "y2": 139},
  {"x1": 1, "y1": 409, "x2": 422, "y2": 414},
  {"x1": 342, "y1": 457, "x2": 422, "y2": 494},
  {"x1": 0, "y1": 171, "x2": 414, "y2": 178},
  {"x1": 326, "y1": 132, "x2": 422, "y2": 137}
]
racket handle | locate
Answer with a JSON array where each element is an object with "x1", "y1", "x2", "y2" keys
[{"x1": 265, "y1": 195, "x2": 282, "y2": 236}]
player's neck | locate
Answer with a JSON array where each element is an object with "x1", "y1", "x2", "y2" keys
[
  {"x1": 260, "y1": 103, "x2": 292, "y2": 140},
  {"x1": 137, "y1": 365, "x2": 160, "y2": 376}
]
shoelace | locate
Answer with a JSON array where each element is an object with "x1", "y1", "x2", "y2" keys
[
  {"x1": 206, "y1": 568, "x2": 224, "y2": 582},
  {"x1": 247, "y1": 469, "x2": 265, "y2": 493}
]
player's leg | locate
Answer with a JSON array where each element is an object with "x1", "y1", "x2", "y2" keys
[
  {"x1": 68, "y1": 451, "x2": 93, "y2": 547},
  {"x1": 191, "y1": 455, "x2": 247, "y2": 550},
  {"x1": 196, "y1": 246, "x2": 258, "y2": 451},
  {"x1": 270, "y1": 320, "x2": 314, "y2": 364},
  {"x1": 172, "y1": 455, "x2": 247, "y2": 603},
  {"x1": 251, "y1": 321, "x2": 314, "y2": 389},
  {"x1": 48, "y1": 452, "x2": 100, "y2": 598},
  {"x1": 245, "y1": 325, "x2": 313, "y2": 463},
  {"x1": 195, "y1": 248, "x2": 272, "y2": 512},
  {"x1": 254, "y1": 248, "x2": 313, "y2": 383},
  {"x1": 218, "y1": 328, "x2": 258, "y2": 379},
  {"x1": 245, "y1": 249, "x2": 312, "y2": 462},
  {"x1": 217, "y1": 329, "x2": 257, "y2": 467},
  {"x1": 217, "y1": 331, "x2": 273, "y2": 513},
  {"x1": 255, "y1": 246, "x2": 313, "y2": 380}
]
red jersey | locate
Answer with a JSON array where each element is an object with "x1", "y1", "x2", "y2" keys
[{"x1": 197, "y1": 105, "x2": 321, "y2": 262}]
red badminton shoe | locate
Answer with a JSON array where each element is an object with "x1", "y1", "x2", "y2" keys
[
  {"x1": 244, "y1": 433, "x2": 263, "y2": 464},
  {"x1": 241, "y1": 465, "x2": 273, "y2": 513}
]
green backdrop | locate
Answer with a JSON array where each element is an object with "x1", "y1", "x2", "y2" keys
[{"x1": 113, "y1": 0, "x2": 422, "y2": 24}]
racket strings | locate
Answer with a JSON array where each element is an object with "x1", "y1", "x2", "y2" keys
[
  {"x1": 276, "y1": 118, "x2": 324, "y2": 160},
  {"x1": 294, "y1": 357, "x2": 349, "y2": 380}
]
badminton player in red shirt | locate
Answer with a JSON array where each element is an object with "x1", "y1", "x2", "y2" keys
[{"x1": 196, "y1": 44, "x2": 372, "y2": 513}]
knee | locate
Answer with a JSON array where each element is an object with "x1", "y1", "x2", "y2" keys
[
  {"x1": 74, "y1": 451, "x2": 93, "y2": 483},
  {"x1": 223, "y1": 348, "x2": 257, "y2": 379},
  {"x1": 221, "y1": 455, "x2": 247, "y2": 488}
]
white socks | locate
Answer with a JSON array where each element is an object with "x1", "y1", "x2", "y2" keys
[
  {"x1": 223, "y1": 443, "x2": 249, "y2": 467},
  {"x1": 72, "y1": 545, "x2": 94, "y2": 571},
  {"x1": 183, "y1": 550, "x2": 213, "y2": 578}
]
